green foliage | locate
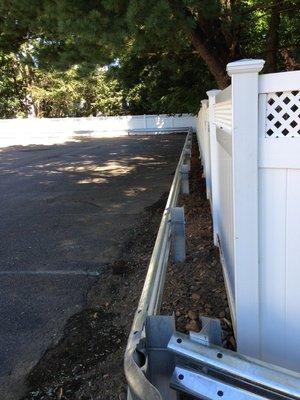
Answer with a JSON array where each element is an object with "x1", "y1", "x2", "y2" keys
[
  {"x1": 0, "y1": 52, "x2": 28, "y2": 117},
  {"x1": 0, "y1": 43, "x2": 124, "y2": 118},
  {"x1": 112, "y1": 52, "x2": 215, "y2": 114},
  {"x1": 29, "y1": 66, "x2": 123, "y2": 117},
  {"x1": 0, "y1": 0, "x2": 299, "y2": 117}
]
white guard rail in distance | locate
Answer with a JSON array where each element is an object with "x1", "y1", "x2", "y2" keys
[
  {"x1": 197, "y1": 59, "x2": 300, "y2": 374},
  {"x1": 124, "y1": 130, "x2": 193, "y2": 400}
]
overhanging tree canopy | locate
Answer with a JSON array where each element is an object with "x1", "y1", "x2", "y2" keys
[{"x1": 0, "y1": 0, "x2": 299, "y2": 116}]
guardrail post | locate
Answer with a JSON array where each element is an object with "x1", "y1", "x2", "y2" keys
[
  {"x1": 180, "y1": 164, "x2": 189, "y2": 194},
  {"x1": 184, "y1": 148, "x2": 191, "y2": 158},
  {"x1": 145, "y1": 316, "x2": 178, "y2": 399},
  {"x1": 184, "y1": 148, "x2": 191, "y2": 171},
  {"x1": 170, "y1": 207, "x2": 186, "y2": 263}
]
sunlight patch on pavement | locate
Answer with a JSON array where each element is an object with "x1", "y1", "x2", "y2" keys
[{"x1": 58, "y1": 160, "x2": 135, "y2": 178}]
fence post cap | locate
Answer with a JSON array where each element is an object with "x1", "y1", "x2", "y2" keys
[
  {"x1": 206, "y1": 89, "x2": 221, "y2": 97},
  {"x1": 226, "y1": 59, "x2": 265, "y2": 76}
]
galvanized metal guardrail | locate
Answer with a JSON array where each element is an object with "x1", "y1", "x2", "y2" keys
[
  {"x1": 128, "y1": 127, "x2": 193, "y2": 135},
  {"x1": 169, "y1": 331, "x2": 300, "y2": 400},
  {"x1": 124, "y1": 129, "x2": 193, "y2": 400},
  {"x1": 124, "y1": 128, "x2": 300, "y2": 400}
]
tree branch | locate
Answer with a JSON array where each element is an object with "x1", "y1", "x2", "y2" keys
[
  {"x1": 265, "y1": 0, "x2": 281, "y2": 72},
  {"x1": 167, "y1": 0, "x2": 230, "y2": 88}
]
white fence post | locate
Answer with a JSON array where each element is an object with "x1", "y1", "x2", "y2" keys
[
  {"x1": 201, "y1": 100, "x2": 211, "y2": 200},
  {"x1": 227, "y1": 59, "x2": 265, "y2": 358},
  {"x1": 207, "y1": 90, "x2": 221, "y2": 246},
  {"x1": 200, "y1": 100, "x2": 207, "y2": 174}
]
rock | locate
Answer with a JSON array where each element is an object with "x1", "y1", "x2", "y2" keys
[
  {"x1": 191, "y1": 293, "x2": 200, "y2": 300},
  {"x1": 111, "y1": 260, "x2": 128, "y2": 275},
  {"x1": 186, "y1": 319, "x2": 201, "y2": 332},
  {"x1": 57, "y1": 387, "x2": 63, "y2": 399},
  {"x1": 188, "y1": 310, "x2": 199, "y2": 320}
]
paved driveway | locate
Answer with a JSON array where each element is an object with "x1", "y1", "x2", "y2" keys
[{"x1": 0, "y1": 134, "x2": 185, "y2": 399}]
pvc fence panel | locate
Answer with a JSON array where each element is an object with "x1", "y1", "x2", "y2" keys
[
  {"x1": 146, "y1": 115, "x2": 173, "y2": 129},
  {"x1": 216, "y1": 134, "x2": 234, "y2": 299},
  {"x1": 197, "y1": 101, "x2": 209, "y2": 175},
  {"x1": 204, "y1": 120, "x2": 211, "y2": 200},
  {"x1": 257, "y1": 73, "x2": 300, "y2": 372},
  {"x1": 211, "y1": 88, "x2": 235, "y2": 320},
  {"x1": 258, "y1": 168, "x2": 287, "y2": 366},
  {"x1": 197, "y1": 60, "x2": 300, "y2": 373},
  {"x1": 198, "y1": 101, "x2": 211, "y2": 200},
  {"x1": 195, "y1": 109, "x2": 204, "y2": 164},
  {"x1": 214, "y1": 101, "x2": 232, "y2": 133},
  {"x1": 173, "y1": 115, "x2": 194, "y2": 128},
  {"x1": 0, "y1": 114, "x2": 196, "y2": 147}
]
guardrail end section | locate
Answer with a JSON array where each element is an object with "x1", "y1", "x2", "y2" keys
[{"x1": 170, "y1": 207, "x2": 186, "y2": 263}]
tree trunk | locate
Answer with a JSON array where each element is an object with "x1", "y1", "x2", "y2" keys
[
  {"x1": 167, "y1": 0, "x2": 230, "y2": 89},
  {"x1": 265, "y1": 0, "x2": 280, "y2": 73},
  {"x1": 190, "y1": 30, "x2": 230, "y2": 88}
]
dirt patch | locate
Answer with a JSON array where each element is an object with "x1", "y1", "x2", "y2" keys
[
  {"x1": 23, "y1": 309, "x2": 125, "y2": 399},
  {"x1": 22, "y1": 193, "x2": 167, "y2": 400},
  {"x1": 161, "y1": 143, "x2": 235, "y2": 350},
  {"x1": 22, "y1": 137, "x2": 234, "y2": 400}
]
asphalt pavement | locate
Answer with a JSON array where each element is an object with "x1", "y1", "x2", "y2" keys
[{"x1": 0, "y1": 134, "x2": 185, "y2": 399}]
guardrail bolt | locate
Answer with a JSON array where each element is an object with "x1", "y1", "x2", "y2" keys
[
  {"x1": 170, "y1": 207, "x2": 186, "y2": 263},
  {"x1": 180, "y1": 164, "x2": 190, "y2": 194}
]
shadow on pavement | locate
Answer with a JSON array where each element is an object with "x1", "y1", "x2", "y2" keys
[{"x1": 0, "y1": 134, "x2": 185, "y2": 400}]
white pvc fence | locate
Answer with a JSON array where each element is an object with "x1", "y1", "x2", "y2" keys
[
  {"x1": 197, "y1": 59, "x2": 300, "y2": 373},
  {"x1": 0, "y1": 113, "x2": 196, "y2": 147}
]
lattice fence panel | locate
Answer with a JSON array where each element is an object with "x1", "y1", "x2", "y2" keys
[{"x1": 265, "y1": 91, "x2": 300, "y2": 138}]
